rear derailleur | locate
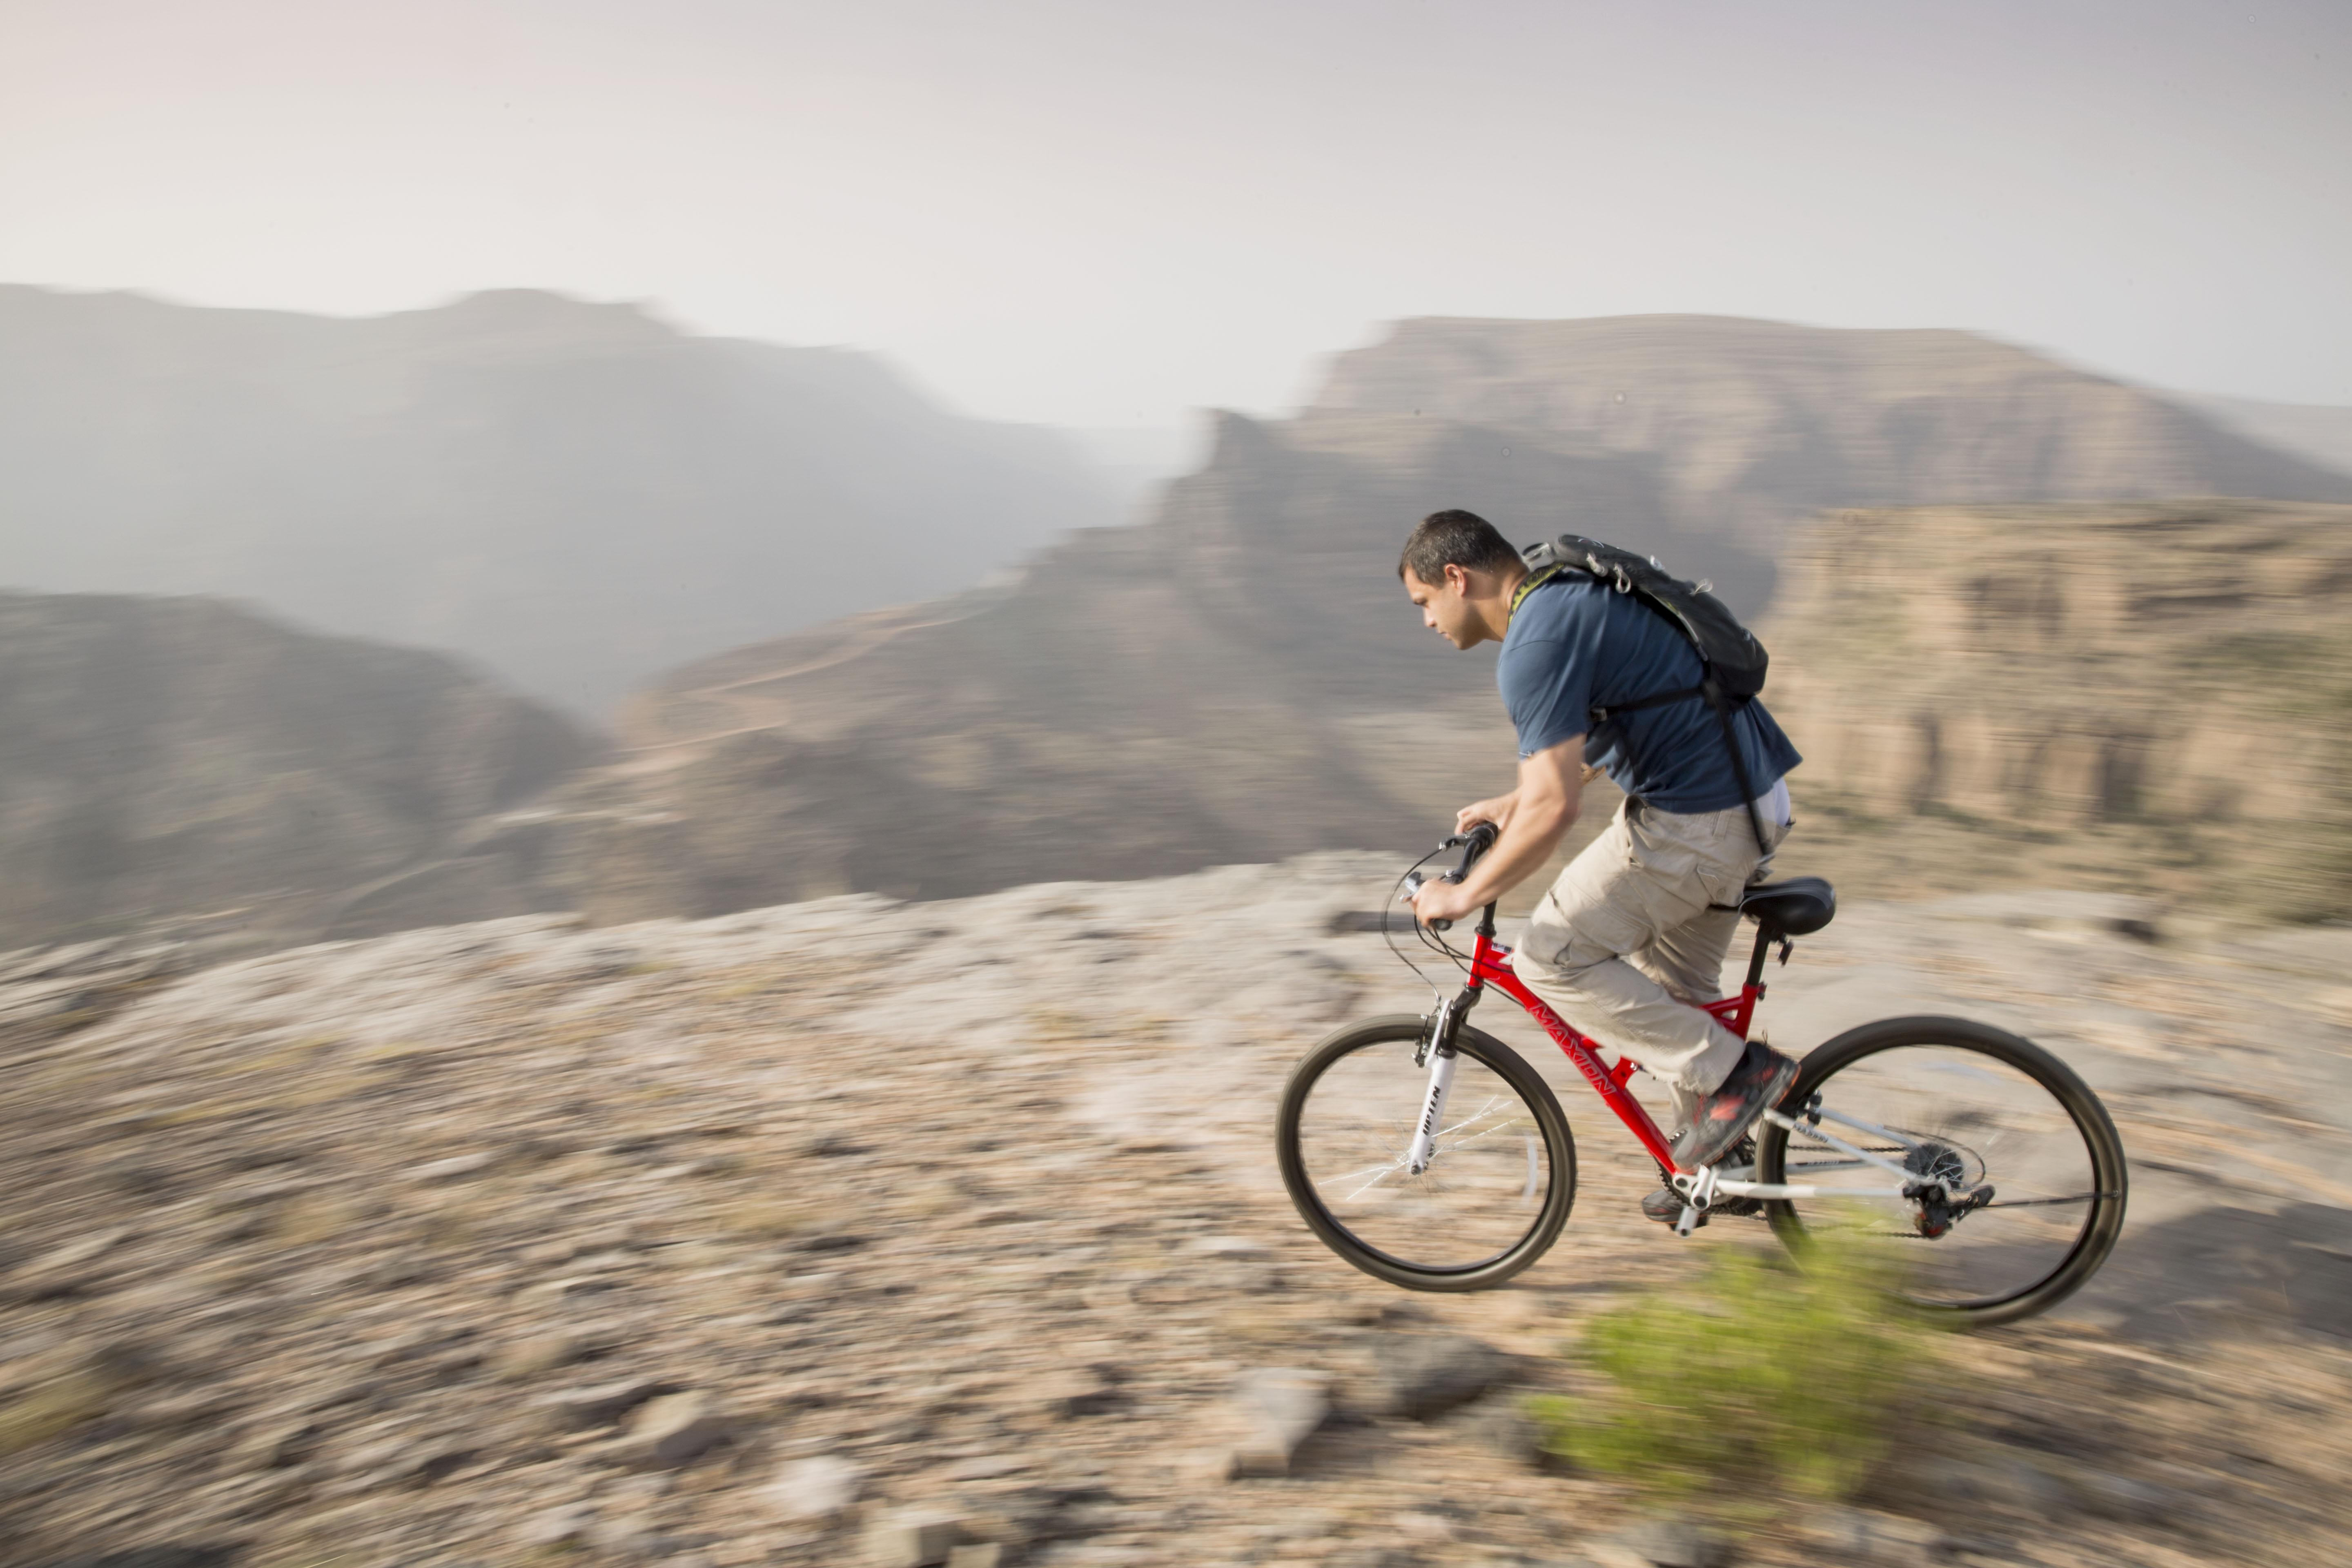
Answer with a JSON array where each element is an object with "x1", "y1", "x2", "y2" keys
[{"x1": 1906, "y1": 1179, "x2": 1996, "y2": 1239}]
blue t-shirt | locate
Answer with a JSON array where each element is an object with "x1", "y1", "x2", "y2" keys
[{"x1": 1497, "y1": 574, "x2": 1802, "y2": 814}]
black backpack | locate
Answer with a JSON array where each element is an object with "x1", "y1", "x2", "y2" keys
[{"x1": 1514, "y1": 534, "x2": 1774, "y2": 851}]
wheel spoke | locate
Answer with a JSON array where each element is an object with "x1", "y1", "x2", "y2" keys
[{"x1": 1340, "y1": 1165, "x2": 1403, "y2": 1200}]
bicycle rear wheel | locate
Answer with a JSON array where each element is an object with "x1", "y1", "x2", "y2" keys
[
  {"x1": 1757, "y1": 1016, "x2": 2127, "y2": 1326},
  {"x1": 1277, "y1": 1014, "x2": 1575, "y2": 1292}
]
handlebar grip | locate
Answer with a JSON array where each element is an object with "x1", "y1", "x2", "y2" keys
[
  {"x1": 1404, "y1": 821, "x2": 1501, "y2": 937},
  {"x1": 1398, "y1": 871, "x2": 1452, "y2": 931},
  {"x1": 1441, "y1": 822, "x2": 1501, "y2": 856}
]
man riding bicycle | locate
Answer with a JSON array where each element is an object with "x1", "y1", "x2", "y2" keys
[{"x1": 1398, "y1": 509, "x2": 1804, "y2": 1221}]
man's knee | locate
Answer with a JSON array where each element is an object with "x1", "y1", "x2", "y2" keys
[{"x1": 1515, "y1": 918, "x2": 1617, "y2": 993}]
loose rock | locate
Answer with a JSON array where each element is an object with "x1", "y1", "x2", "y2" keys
[
  {"x1": 497, "y1": 1330, "x2": 586, "y2": 1380},
  {"x1": 520, "y1": 1501, "x2": 594, "y2": 1547},
  {"x1": 1227, "y1": 1368, "x2": 1331, "y2": 1477},
  {"x1": 1373, "y1": 1334, "x2": 1508, "y2": 1420},
  {"x1": 1457, "y1": 1392, "x2": 1547, "y2": 1469},
  {"x1": 232, "y1": 1418, "x2": 321, "y2": 1471},
  {"x1": 1802, "y1": 1507, "x2": 1945, "y2": 1568},
  {"x1": 766, "y1": 1454, "x2": 863, "y2": 1520},
  {"x1": 536, "y1": 1376, "x2": 670, "y2": 1430},
  {"x1": 864, "y1": 1510, "x2": 969, "y2": 1568},
  {"x1": 336, "y1": 1434, "x2": 475, "y2": 1489},
  {"x1": 3, "y1": 1229, "x2": 131, "y2": 1302},
  {"x1": 1036, "y1": 1363, "x2": 1124, "y2": 1418},
  {"x1": 2060, "y1": 1463, "x2": 2184, "y2": 1523},
  {"x1": 408, "y1": 1151, "x2": 499, "y2": 1184},
  {"x1": 1601, "y1": 1518, "x2": 1733, "y2": 1568},
  {"x1": 626, "y1": 1390, "x2": 730, "y2": 1466}
]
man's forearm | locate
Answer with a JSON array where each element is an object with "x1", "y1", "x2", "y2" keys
[{"x1": 1454, "y1": 793, "x2": 1575, "y2": 909}]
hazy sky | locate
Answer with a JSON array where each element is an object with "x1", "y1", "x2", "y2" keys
[{"x1": 4, "y1": 1, "x2": 2346, "y2": 426}]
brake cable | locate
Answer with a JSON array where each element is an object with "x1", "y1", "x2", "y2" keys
[{"x1": 1382, "y1": 844, "x2": 1477, "y2": 1001}]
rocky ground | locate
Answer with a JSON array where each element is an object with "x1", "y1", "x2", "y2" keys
[{"x1": 4, "y1": 855, "x2": 2351, "y2": 1568}]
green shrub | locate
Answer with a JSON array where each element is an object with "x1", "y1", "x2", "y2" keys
[{"x1": 1530, "y1": 1234, "x2": 1927, "y2": 1505}]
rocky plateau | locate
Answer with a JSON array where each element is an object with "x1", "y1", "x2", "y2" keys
[{"x1": 4, "y1": 854, "x2": 2350, "y2": 1568}]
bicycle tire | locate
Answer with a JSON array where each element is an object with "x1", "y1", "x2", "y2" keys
[
  {"x1": 1757, "y1": 1015, "x2": 2127, "y2": 1327},
  {"x1": 1277, "y1": 1013, "x2": 1576, "y2": 1292}
]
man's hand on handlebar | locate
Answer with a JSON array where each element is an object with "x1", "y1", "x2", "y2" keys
[
  {"x1": 1406, "y1": 822, "x2": 1499, "y2": 929},
  {"x1": 1454, "y1": 791, "x2": 1516, "y2": 836},
  {"x1": 1410, "y1": 874, "x2": 1483, "y2": 929}
]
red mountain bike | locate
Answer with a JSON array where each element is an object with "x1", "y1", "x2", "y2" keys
[{"x1": 1276, "y1": 826, "x2": 2128, "y2": 1325}]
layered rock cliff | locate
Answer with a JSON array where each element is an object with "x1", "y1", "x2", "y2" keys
[{"x1": 1764, "y1": 500, "x2": 2352, "y2": 919}]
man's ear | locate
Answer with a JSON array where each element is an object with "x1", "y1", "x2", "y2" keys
[{"x1": 1443, "y1": 562, "x2": 1473, "y2": 596}]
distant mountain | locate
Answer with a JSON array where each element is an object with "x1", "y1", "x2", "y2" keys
[
  {"x1": 494, "y1": 315, "x2": 2352, "y2": 920},
  {"x1": 2166, "y1": 392, "x2": 2352, "y2": 483},
  {"x1": 1307, "y1": 316, "x2": 2352, "y2": 605},
  {"x1": 0, "y1": 591, "x2": 592, "y2": 951},
  {"x1": 0, "y1": 286, "x2": 1120, "y2": 715}
]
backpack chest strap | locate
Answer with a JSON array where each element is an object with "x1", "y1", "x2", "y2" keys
[{"x1": 1589, "y1": 684, "x2": 1708, "y2": 726}]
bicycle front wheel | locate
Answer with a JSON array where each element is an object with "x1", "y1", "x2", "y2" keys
[
  {"x1": 1757, "y1": 1016, "x2": 2127, "y2": 1326},
  {"x1": 1277, "y1": 1014, "x2": 1575, "y2": 1292}
]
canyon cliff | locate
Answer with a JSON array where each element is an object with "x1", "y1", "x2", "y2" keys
[
  {"x1": 1765, "y1": 499, "x2": 2352, "y2": 921},
  {"x1": 512, "y1": 319, "x2": 2352, "y2": 922}
]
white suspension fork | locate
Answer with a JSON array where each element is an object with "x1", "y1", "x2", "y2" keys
[{"x1": 1404, "y1": 1049, "x2": 1458, "y2": 1176}]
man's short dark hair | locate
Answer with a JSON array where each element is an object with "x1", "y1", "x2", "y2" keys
[{"x1": 1399, "y1": 509, "x2": 1520, "y2": 584}]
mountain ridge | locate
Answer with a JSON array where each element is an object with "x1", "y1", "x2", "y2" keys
[
  {"x1": 1312, "y1": 314, "x2": 2352, "y2": 535},
  {"x1": 0, "y1": 285, "x2": 1121, "y2": 715},
  {"x1": 9, "y1": 309, "x2": 2348, "y2": 948}
]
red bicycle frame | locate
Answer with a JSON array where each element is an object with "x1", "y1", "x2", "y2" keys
[{"x1": 1459, "y1": 927, "x2": 1759, "y2": 1176}]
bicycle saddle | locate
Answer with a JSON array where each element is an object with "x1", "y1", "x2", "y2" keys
[{"x1": 1739, "y1": 876, "x2": 1836, "y2": 938}]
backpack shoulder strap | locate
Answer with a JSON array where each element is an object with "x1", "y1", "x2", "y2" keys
[{"x1": 1508, "y1": 562, "x2": 1568, "y2": 621}]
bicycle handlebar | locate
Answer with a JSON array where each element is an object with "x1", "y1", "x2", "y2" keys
[
  {"x1": 1449, "y1": 820, "x2": 1500, "y2": 870},
  {"x1": 1398, "y1": 821, "x2": 1501, "y2": 931}
]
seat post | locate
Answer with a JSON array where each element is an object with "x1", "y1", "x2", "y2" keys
[{"x1": 1742, "y1": 925, "x2": 1773, "y2": 991}]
